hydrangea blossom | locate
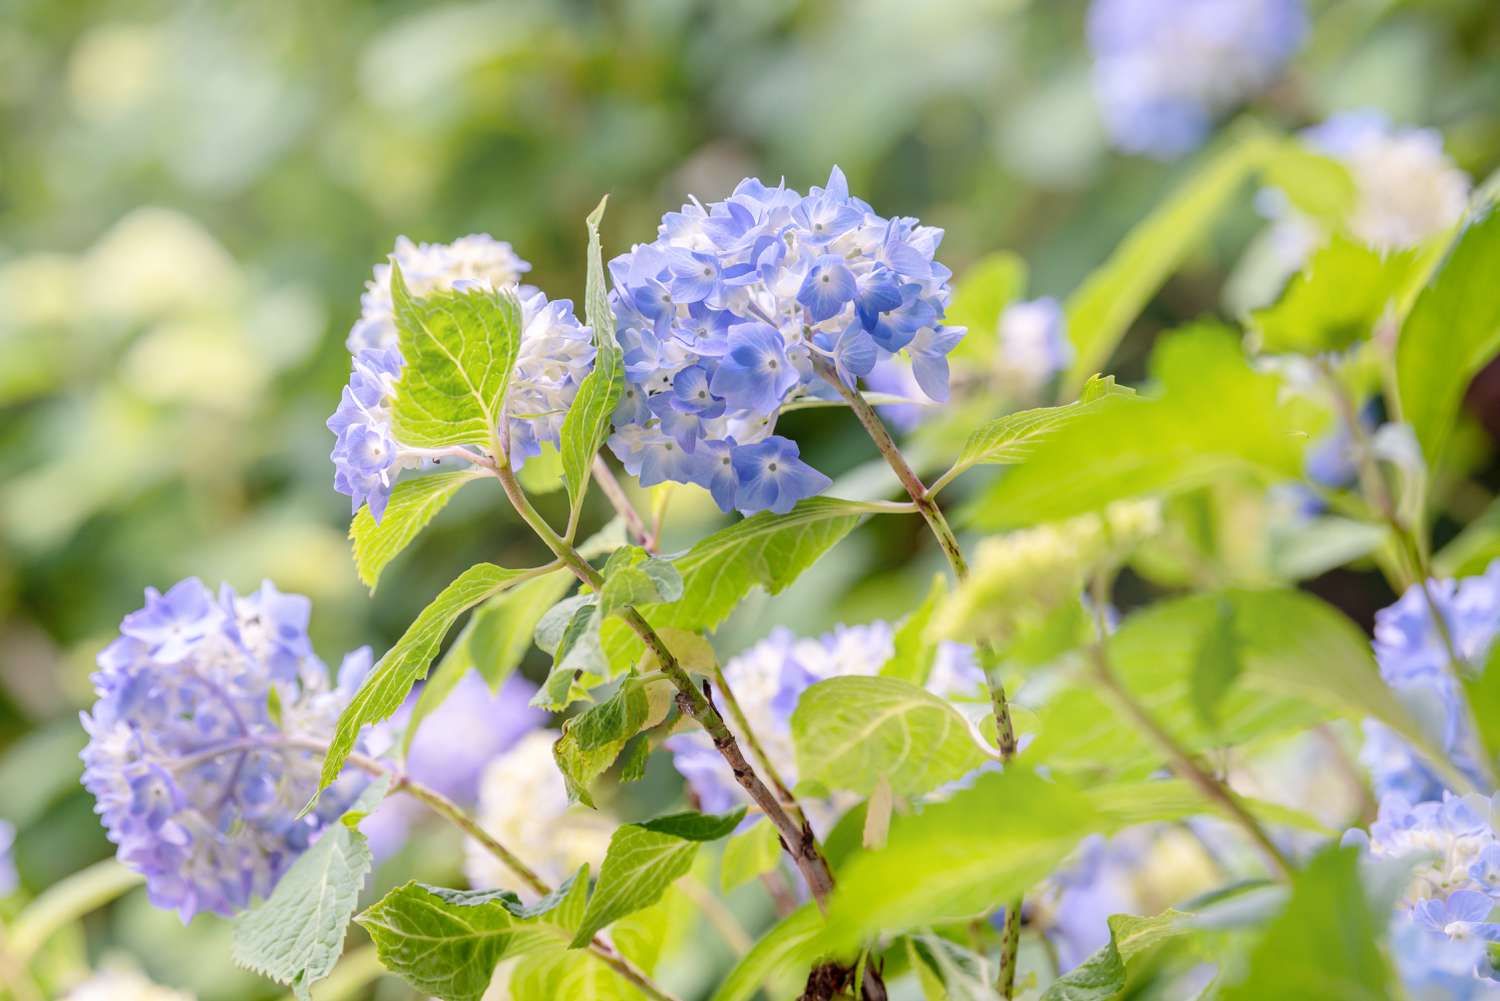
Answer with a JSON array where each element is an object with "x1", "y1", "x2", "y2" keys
[
  {"x1": 1302, "y1": 112, "x2": 1471, "y2": 252},
  {"x1": 606, "y1": 167, "x2": 964, "y2": 514},
  {"x1": 1362, "y1": 560, "x2": 1500, "y2": 800},
  {"x1": 665, "y1": 623, "x2": 987, "y2": 829},
  {"x1": 328, "y1": 235, "x2": 594, "y2": 521},
  {"x1": 1087, "y1": 0, "x2": 1306, "y2": 159},
  {"x1": 465, "y1": 730, "x2": 614, "y2": 896},
  {"x1": 360, "y1": 672, "x2": 544, "y2": 859},
  {"x1": 994, "y1": 297, "x2": 1071, "y2": 399},
  {"x1": 61, "y1": 968, "x2": 196, "y2": 1001},
  {"x1": 80, "y1": 578, "x2": 374, "y2": 921},
  {"x1": 0, "y1": 818, "x2": 15, "y2": 896}
]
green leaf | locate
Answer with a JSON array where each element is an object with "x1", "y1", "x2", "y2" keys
[
  {"x1": 1064, "y1": 131, "x2": 1269, "y2": 391},
  {"x1": 720, "y1": 818, "x2": 783, "y2": 892},
  {"x1": 936, "y1": 375, "x2": 1134, "y2": 493},
  {"x1": 791, "y1": 676, "x2": 992, "y2": 798},
  {"x1": 947, "y1": 251, "x2": 1028, "y2": 365},
  {"x1": 600, "y1": 546, "x2": 683, "y2": 618},
  {"x1": 1085, "y1": 778, "x2": 1331, "y2": 835},
  {"x1": 535, "y1": 601, "x2": 607, "y2": 711},
  {"x1": 966, "y1": 325, "x2": 1317, "y2": 530},
  {"x1": 350, "y1": 471, "x2": 484, "y2": 593},
  {"x1": 388, "y1": 262, "x2": 522, "y2": 450},
  {"x1": 560, "y1": 196, "x2": 625, "y2": 513},
  {"x1": 318, "y1": 564, "x2": 540, "y2": 795},
  {"x1": 880, "y1": 573, "x2": 947, "y2": 686},
  {"x1": 357, "y1": 876, "x2": 584, "y2": 1001},
  {"x1": 1220, "y1": 845, "x2": 1395, "y2": 1000},
  {"x1": 232, "y1": 778, "x2": 389, "y2": 1000},
  {"x1": 518, "y1": 440, "x2": 567, "y2": 495},
  {"x1": 1188, "y1": 599, "x2": 1243, "y2": 730},
  {"x1": 709, "y1": 903, "x2": 827, "y2": 1001},
  {"x1": 551, "y1": 677, "x2": 650, "y2": 806},
  {"x1": 618, "y1": 737, "x2": 651, "y2": 784},
  {"x1": 1029, "y1": 588, "x2": 1463, "y2": 790},
  {"x1": 510, "y1": 949, "x2": 644, "y2": 1001},
  {"x1": 824, "y1": 769, "x2": 1101, "y2": 950},
  {"x1": 600, "y1": 497, "x2": 869, "y2": 668},
  {"x1": 1260, "y1": 144, "x2": 1357, "y2": 227},
  {"x1": 1462, "y1": 640, "x2": 1500, "y2": 772},
  {"x1": 570, "y1": 808, "x2": 746, "y2": 947},
  {"x1": 1398, "y1": 211, "x2": 1500, "y2": 469},
  {"x1": 1042, "y1": 911, "x2": 1191, "y2": 1001},
  {"x1": 1250, "y1": 236, "x2": 1416, "y2": 354}
]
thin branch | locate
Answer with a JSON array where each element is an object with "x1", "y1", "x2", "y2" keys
[{"x1": 591, "y1": 455, "x2": 655, "y2": 551}]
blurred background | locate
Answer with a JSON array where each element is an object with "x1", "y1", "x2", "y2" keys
[{"x1": 2, "y1": 0, "x2": 1499, "y2": 997}]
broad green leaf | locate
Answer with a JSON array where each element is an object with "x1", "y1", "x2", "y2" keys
[
  {"x1": 389, "y1": 262, "x2": 522, "y2": 450},
  {"x1": 406, "y1": 570, "x2": 571, "y2": 754},
  {"x1": 1397, "y1": 211, "x2": 1500, "y2": 469},
  {"x1": 880, "y1": 573, "x2": 947, "y2": 686},
  {"x1": 357, "y1": 876, "x2": 584, "y2": 1001},
  {"x1": 510, "y1": 949, "x2": 644, "y2": 1001},
  {"x1": 720, "y1": 818, "x2": 783, "y2": 892},
  {"x1": 1064, "y1": 132, "x2": 1269, "y2": 391},
  {"x1": 518, "y1": 440, "x2": 567, "y2": 494},
  {"x1": 1462, "y1": 640, "x2": 1500, "y2": 772},
  {"x1": 350, "y1": 470, "x2": 484, "y2": 592},
  {"x1": 618, "y1": 738, "x2": 651, "y2": 783},
  {"x1": 600, "y1": 546, "x2": 683, "y2": 617},
  {"x1": 1250, "y1": 236, "x2": 1416, "y2": 354},
  {"x1": 824, "y1": 769, "x2": 1101, "y2": 949},
  {"x1": 935, "y1": 376, "x2": 1134, "y2": 494},
  {"x1": 1030, "y1": 588, "x2": 1465, "y2": 791},
  {"x1": 319, "y1": 564, "x2": 539, "y2": 794},
  {"x1": 600, "y1": 497, "x2": 868, "y2": 668},
  {"x1": 947, "y1": 251, "x2": 1028, "y2": 365},
  {"x1": 966, "y1": 326, "x2": 1317, "y2": 531},
  {"x1": 552, "y1": 677, "x2": 650, "y2": 806},
  {"x1": 1268, "y1": 516, "x2": 1387, "y2": 582},
  {"x1": 1042, "y1": 911, "x2": 1191, "y2": 1001},
  {"x1": 1260, "y1": 144, "x2": 1357, "y2": 227},
  {"x1": 1189, "y1": 599, "x2": 1243, "y2": 730},
  {"x1": 570, "y1": 808, "x2": 746, "y2": 947},
  {"x1": 791, "y1": 676, "x2": 992, "y2": 797},
  {"x1": 232, "y1": 778, "x2": 389, "y2": 1000},
  {"x1": 1220, "y1": 846, "x2": 1394, "y2": 1000},
  {"x1": 1084, "y1": 778, "x2": 1330, "y2": 835},
  {"x1": 560, "y1": 196, "x2": 625, "y2": 513},
  {"x1": 709, "y1": 903, "x2": 827, "y2": 1001}
]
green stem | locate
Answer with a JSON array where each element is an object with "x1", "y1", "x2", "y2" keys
[
  {"x1": 7, "y1": 859, "x2": 143, "y2": 961},
  {"x1": 813, "y1": 357, "x2": 1022, "y2": 992}
]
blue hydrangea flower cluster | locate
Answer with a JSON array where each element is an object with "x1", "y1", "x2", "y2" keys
[
  {"x1": 80, "y1": 578, "x2": 374, "y2": 921},
  {"x1": 328, "y1": 235, "x2": 595, "y2": 521},
  {"x1": 0, "y1": 818, "x2": 15, "y2": 896},
  {"x1": 606, "y1": 167, "x2": 965, "y2": 514},
  {"x1": 1087, "y1": 0, "x2": 1306, "y2": 159},
  {"x1": 665, "y1": 623, "x2": 986, "y2": 824}
]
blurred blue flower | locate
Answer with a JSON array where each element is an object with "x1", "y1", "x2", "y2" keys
[
  {"x1": 607, "y1": 167, "x2": 963, "y2": 514},
  {"x1": 0, "y1": 819, "x2": 15, "y2": 897},
  {"x1": 81, "y1": 578, "x2": 374, "y2": 921},
  {"x1": 1088, "y1": 0, "x2": 1305, "y2": 159}
]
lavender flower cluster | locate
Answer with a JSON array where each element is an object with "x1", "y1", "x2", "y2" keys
[
  {"x1": 1088, "y1": 0, "x2": 1306, "y2": 159},
  {"x1": 1347, "y1": 561, "x2": 1500, "y2": 994},
  {"x1": 80, "y1": 578, "x2": 373, "y2": 920},
  {"x1": 327, "y1": 235, "x2": 595, "y2": 521},
  {"x1": 605, "y1": 167, "x2": 964, "y2": 514},
  {"x1": 665, "y1": 622, "x2": 986, "y2": 826}
]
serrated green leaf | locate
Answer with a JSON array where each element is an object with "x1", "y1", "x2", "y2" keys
[
  {"x1": 618, "y1": 737, "x2": 651, "y2": 784},
  {"x1": 720, "y1": 818, "x2": 783, "y2": 892},
  {"x1": 1042, "y1": 910, "x2": 1191, "y2": 1001},
  {"x1": 357, "y1": 876, "x2": 583, "y2": 1001},
  {"x1": 966, "y1": 325, "x2": 1318, "y2": 530},
  {"x1": 569, "y1": 808, "x2": 745, "y2": 947},
  {"x1": 824, "y1": 769, "x2": 1100, "y2": 951},
  {"x1": 1064, "y1": 131, "x2": 1269, "y2": 391},
  {"x1": 1220, "y1": 845, "x2": 1395, "y2": 1000},
  {"x1": 551, "y1": 677, "x2": 652, "y2": 806},
  {"x1": 600, "y1": 497, "x2": 868, "y2": 669},
  {"x1": 510, "y1": 948, "x2": 643, "y2": 1001},
  {"x1": 232, "y1": 778, "x2": 390, "y2": 1000},
  {"x1": 1250, "y1": 236, "x2": 1416, "y2": 354},
  {"x1": 389, "y1": 262, "x2": 522, "y2": 451},
  {"x1": 350, "y1": 471, "x2": 484, "y2": 593},
  {"x1": 600, "y1": 546, "x2": 683, "y2": 618},
  {"x1": 1189, "y1": 599, "x2": 1243, "y2": 730},
  {"x1": 936, "y1": 376, "x2": 1134, "y2": 494},
  {"x1": 880, "y1": 573, "x2": 947, "y2": 686},
  {"x1": 560, "y1": 196, "x2": 625, "y2": 514},
  {"x1": 1398, "y1": 211, "x2": 1500, "y2": 469},
  {"x1": 709, "y1": 903, "x2": 827, "y2": 1001},
  {"x1": 318, "y1": 564, "x2": 541, "y2": 796},
  {"x1": 791, "y1": 676, "x2": 991, "y2": 797},
  {"x1": 535, "y1": 602, "x2": 606, "y2": 711}
]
